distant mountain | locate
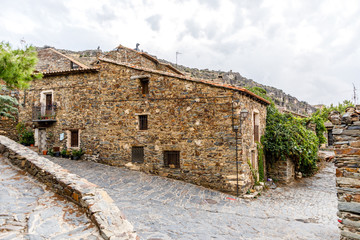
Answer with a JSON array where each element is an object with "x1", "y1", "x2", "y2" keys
[{"x1": 160, "y1": 60, "x2": 316, "y2": 116}]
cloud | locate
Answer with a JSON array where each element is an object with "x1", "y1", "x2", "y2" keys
[
  {"x1": 197, "y1": 0, "x2": 220, "y2": 9},
  {"x1": 2, "y1": 0, "x2": 360, "y2": 105},
  {"x1": 146, "y1": 15, "x2": 162, "y2": 31}
]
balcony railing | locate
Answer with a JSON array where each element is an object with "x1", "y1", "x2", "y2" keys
[{"x1": 32, "y1": 104, "x2": 57, "y2": 122}]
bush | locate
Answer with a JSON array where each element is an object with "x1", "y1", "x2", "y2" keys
[
  {"x1": 16, "y1": 122, "x2": 34, "y2": 146},
  {"x1": 262, "y1": 104, "x2": 319, "y2": 175}
]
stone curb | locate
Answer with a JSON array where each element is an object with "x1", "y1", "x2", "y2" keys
[{"x1": 0, "y1": 135, "x2": 138, "y2": 240}]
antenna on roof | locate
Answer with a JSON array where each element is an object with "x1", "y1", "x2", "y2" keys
[
  {"x1": 176, "y1": 51, "x2": 182, "y2": 66},
  {"x1": 135, "y1": 43, "x2": 140, "y2": 51}
]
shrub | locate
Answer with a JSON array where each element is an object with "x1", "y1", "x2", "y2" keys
[
  {"x1": 16, "y1": 122, "x2": 34, "y2": 146},
  {"x1": 262, "y1": 104, "x2": 319, "y2": 175}
]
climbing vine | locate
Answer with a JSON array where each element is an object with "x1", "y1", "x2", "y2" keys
[
  {"x1": 246, "y1": 87, "x2": 320, "y2": 176},
  {"x1": 262, "y1": 104, "x2": 319, "y2": 175}
]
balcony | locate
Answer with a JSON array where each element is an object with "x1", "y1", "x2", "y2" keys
[{"x1": 32, "y1": 104, "x2": 57, "y2": 122}]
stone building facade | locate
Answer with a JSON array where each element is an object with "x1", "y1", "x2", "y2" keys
[
  {"x1": 332, "y1": 106, "x2": 360, "y2": 239},
  {"x1": 19, "y1": 45, "x2": 269, "y2": 194}
]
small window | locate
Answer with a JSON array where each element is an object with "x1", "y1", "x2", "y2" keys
[
  {"x1": 140, "y1": 78, "x2": 149, "y2": 95},
  {"x1": 132, "y1": 146, "x2": 144, "y2": 163},
  {"x1": 71, "y1": 130, "x2": 79, "y2": 147},
  {"x1": 253, "y1": 112, "x2": 260, "y2": 142},
  {"x1": 71, "y1": 62, "x2": 79, "y2": 69},
  {"x1": 164, "y1": 151, "x2": 180, "y2": 168},
  {"x1": 139, "y1": 115, "x2": 148, "y2": 130}
]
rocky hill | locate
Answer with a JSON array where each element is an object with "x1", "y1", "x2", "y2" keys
[
  {"x1": 161, "y1": 61, "x2": 316, "y2": 115},
  {"x1": 40, "y1": 46, "x2": 316, "y2": 115}
]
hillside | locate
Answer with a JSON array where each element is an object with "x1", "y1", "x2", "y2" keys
[{"x1": 160, "y1": 60, "x2": 316, "y2": 115}]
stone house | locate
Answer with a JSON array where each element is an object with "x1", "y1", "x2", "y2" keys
[{"x1": 19, "y1": 45, "x2": 269, "y2": 194}]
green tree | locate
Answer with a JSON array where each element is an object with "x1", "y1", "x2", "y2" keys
[
  {"x1": 0, "y1": 42, "x2": 42, "y2": 119},
  {"x1": 0, "y1": 42, "x2": 42, "y2": 89}
]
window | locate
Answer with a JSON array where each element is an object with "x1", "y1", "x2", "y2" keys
[
  {"x1": 139, "y1": 115, "x2": 148, "y2": 130},
  {"x1": 140, "y1": 78, "x2": 149, "y2": 95},
  {"x1": 71, "y1": 130, "x2": 79, "y2": 147},
  {"x1": 45, "y1": 93, "x2": 52, "y2": 115},
  {"x1": 71, "y1": 62, "x2": 79, "y2": 69},
  {"x1": 164, "y1": 151, "x2": 180, "y2": 168},
  {"x1": 253, "y1": 112, "x2": 260, "y2": 142},
  {"x1": 132, "y1": 146, "x2": 144, "y2": 163}
]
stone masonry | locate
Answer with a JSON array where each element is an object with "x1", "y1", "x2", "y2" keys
[
  {"x1": 0, "y1": 135, "x2": 137, "y2": 240},
  {"x1": 19, "y1": 45, "x2": 269, "y2": 195},
  {"x1": 332, "y1": 106, "x2": 360, "y2": 240},
  {"x1": 267, "y1": 158, "x2": 295, "y2": 183}
]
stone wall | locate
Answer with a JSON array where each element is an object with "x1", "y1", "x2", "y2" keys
[
  {"x1": 267, "y1": 158, "x2": 295, "y2": 183},
  {"x1": 103, "y1": 46, "x2": 183, "y2": 75},
  {"x1": 19, "y1": 58, "x2": 268, "y2": 195},
  {"x1": 333, "y1": 106, "x2": 360, "y2": 240},
  {"x1": 36, "y1": 48, "x2": 88, "y2": 72},
  {"x1": 0, "y1": 135, "x2": 137, "y2": 240},
  {"x1": 0, "y1": 116, "x2": 17, "y2": 140}
]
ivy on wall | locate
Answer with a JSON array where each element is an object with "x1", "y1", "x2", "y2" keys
[{"x1": 247, "y1": 87, "x2": 320, "y2": 175}]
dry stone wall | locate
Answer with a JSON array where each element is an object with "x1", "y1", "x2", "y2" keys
[
  {"x1": 0, "y1": 135, "x2": 137, "y2": 240},
  {"x1": 19, "y1": 59, "x2": 267, "y2": 195},
  {"x1": 0, "y1": 116, "x2": 17, "y2": 140},
  {"x1": 267, "y1": 158, "x2": 295, "y2": 183},
  {"x1": 333, "y1": 106, "x2": 360, "y2": 240}
]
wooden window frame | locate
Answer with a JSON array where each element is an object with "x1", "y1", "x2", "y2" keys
[
  {"x1": 253, "y1": 112, "x2": 260, "y2": 143},
  {"x1": 139, "y1": 115, "x2": 148, "y2": 130},
  {"x1": 164, "y1": 151, "x2": 180, "y2": 168},
  {"x1": 132, "y1": 146, "x2": 144, "y2": 163},
  {"x1": 140, "y1": 78, "x2": 149, "y2": 95},
  {"x1": 70, "y1": 129, "x2": 79, "y2": 147}
]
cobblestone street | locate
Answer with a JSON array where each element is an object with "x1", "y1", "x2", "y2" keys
[
  {"x1": 0, "y1": 156, "x2": 101, "y2": 240},
  {"x1": 46, "y1": 156, "x2": 340, "y2": 240}
]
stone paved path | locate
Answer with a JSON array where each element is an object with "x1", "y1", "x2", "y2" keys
[
  {"x1": 46, "y1": 156, "x2": 340, "y2": 240},
  {"x1": 0, "y1": 156, "x2": 101, "y2": 240}
]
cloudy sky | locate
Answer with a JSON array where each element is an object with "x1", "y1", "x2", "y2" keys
[{"x1": 1, "y1": 0, "x2": 359, "y2": 105}]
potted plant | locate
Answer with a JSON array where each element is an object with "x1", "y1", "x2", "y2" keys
[
  {"x1": 47, "y1": 148, "x2": 54, "y2": 157},
  {"x1": 71, "y1": 149, "x2": 84, "y2": 160},
  {"x1": 53, "y1": 147, "x2": 60, "y2": 157},
  {"x1": 61, "y1": 148, "x2": 70, "y2": 158}
]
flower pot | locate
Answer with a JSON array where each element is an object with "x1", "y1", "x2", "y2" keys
[
  {"x1": 54, "y1": 152, "x2": 60, "y2": 157},
  {"x1": 30, "y1": 144, "x2": 34, "y2": 147},
  {"x1": 43, "y1": 150, "x2": 47, "y2": 155},
  {"x1": 71, "y1": 156, "x2": 80, "y2": 160}
]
